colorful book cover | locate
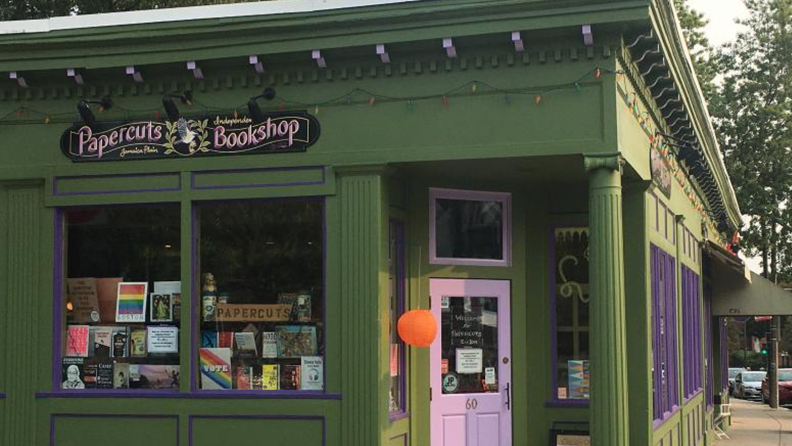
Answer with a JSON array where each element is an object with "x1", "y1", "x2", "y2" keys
[
  {"x1": 301, "y1": 356, "x2": 323, "y2": 391},
  {"x1": 218, "y1": 331, "x2": 234, "y2": 349},
  {"x1": 83, "y1": 362, "x2": 98, "y2": 389},
  {"x1": 130, "y1": 329, "x2": 147, "y2": 357},
  {"x1": 281, "y1": 364, "x2": 301, "y2": 390},
  {"x1": 200, "y1": 348, "x2": 232, "y2": 390},
  {"x1": 154, "y1": 282, "x2": 181, "y2": 321},
  {"x1": 568, "y1": 360, "x2": 590, "y2": 399},
  {"x1": 276, "y1": 325, "x2": 317, "y2": 357},
  {"x1": 112, "y1": 327, "x2": 128, "y2": 358},
  {"x1": 294, "y1": 294, "x2": 312, "y2": 322},
  {"x1": 234, "y1": 332, "x2": 257, "y2": 357},
  {"x1": 66, "y1": 325, "x2": 89, "y2": 357},
  {"x1": 114, "y1": 363, "x2": 130, "y2": 389},
  {"x1": 62, "y1": 357, "x2": 87, "y2": 390},
  {"x1": 202, "y1": 331, "x2": 218, "y2": 348},
  {"x1": 89, "y1": 326, "x2": 112, "y2": 357},
  {"x1": 235, "y1": 365, "x2": 253, "y2": 390},
  {"x1": 115, "y1": 282, "x2": 148, "y2": 323},
  {"x1": 66, "y1": 278, "x2": 100, "y2": 323},
  {"x1": 261, "y1": 332, "x2": 278, "y2": 358},
  {"x1": 262, "y1": 364, "x2": 279, "y2": 390}
]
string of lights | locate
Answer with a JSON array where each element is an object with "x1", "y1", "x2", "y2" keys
[{"x1": 0, "y1": 66, "x2": 616, "y2": 125}]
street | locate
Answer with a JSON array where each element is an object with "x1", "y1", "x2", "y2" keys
[{"x1": 716, "y1": 399, "x2": 792, "y2": 445}]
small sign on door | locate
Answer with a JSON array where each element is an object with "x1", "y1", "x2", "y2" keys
[{"x1": 456, "y1": 348, "x2": 483, "y2": 374}]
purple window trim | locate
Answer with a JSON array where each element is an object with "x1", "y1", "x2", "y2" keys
[
  {"x1": 682, "y1": 266, "x2": 703, "y2": 400},
  {"x1": 719, "y1": 318, "x2": 729, "y2": 392},
  {"x1": 188, "y1": 415, "x2": 326, "y2": 446},
  {"x1": 190, "y1": 165, "x2": 327, "y2": 191},
  {"x1": 50, "y1": 413, "x2": 179, "y2": 446},
  {"x1": 428, "y1": 187, "x2": 512, "y2": 267},
  {"x1": 389, "y1": 220, "x2": 408, "y2": 420},
  {"x1": 651, "y1": 245, "x2": 679, "y2": 422},
  {"x1": 191, "y1": 197, "x2": 328, "y2": 395},
  {"x1": 53, "y1": 172, "x2": 182, "y2": 197},
  {"x1": 653, "y1": 404, "x2": 681, "y2": 430},
  {"x1": 548, "y1": 225, "x2": 590, "y2": 406},
  {"x1": 705, "y1": 290, "x2": 714, "y2": 409},
  {"x1": 0, "y1": 393, "x2": 6, "y2": 398},
  {"x1": 36, "y1": 390, "x2": 342, "y2": 399},
  {"x1": 52, "y1": 204, "x2": 186, "y2": 396}
]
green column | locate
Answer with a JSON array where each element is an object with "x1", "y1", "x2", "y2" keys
[
  {"x1": 585, "y1": 154, "x2": 630, "y2": 446},
  {"x1": 337, "y1": 166, "x2": 388, "y2": 446}
]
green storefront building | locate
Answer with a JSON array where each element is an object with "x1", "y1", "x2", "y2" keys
[{"x1": 0, "y1": 0, "x2": 772, "y2": 445}]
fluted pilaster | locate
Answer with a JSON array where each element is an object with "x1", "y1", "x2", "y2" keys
[{"x1": 585, "y1": 154, "x2": 630, "y2": 446}]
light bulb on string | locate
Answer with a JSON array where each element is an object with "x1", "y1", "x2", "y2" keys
[
  {"x1": 472, "y1": 82, "x2": 478, "y2": 93},
  {"x1": 314, "y1": 105, "x2": 320, "y2": 115},
  {"x1": 369, "y1": 96, "x2": 377, "y2": 106},
  {"x1": 44, "y1": 115, "x2": 50, "y2": 124},
  {"x1": 534, "y1": 95, "x2": 542, "y2": 105},
  {"x1": 441, "y1": 95, "x2": 449, "y2": 107},
  {"x1": 595, "y1": 68, "x2": 602, "y2": 79}
]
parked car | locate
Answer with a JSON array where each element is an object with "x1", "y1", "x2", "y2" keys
[
  {"x1": 761, "y1": 369, "x2": 792, "y2": 405},
  {"x1": 735, "y1": 371, "x2": 767, "y2": 400},
  {"x1": 729, "y1": 367, "x2": 747, "y2": 395}
]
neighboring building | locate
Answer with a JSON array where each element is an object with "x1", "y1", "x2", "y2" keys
[{"x1": 0, "y1": 0, "x2": 783, "y2": 445}]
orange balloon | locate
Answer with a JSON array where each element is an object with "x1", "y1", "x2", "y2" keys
[{"x1": 397, "y1": 310, "x2": 438, "y2": 348}]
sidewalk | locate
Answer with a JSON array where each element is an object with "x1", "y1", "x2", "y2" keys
[{"x1": 716, "y1": 399, "x2": 792, "y2": 445}]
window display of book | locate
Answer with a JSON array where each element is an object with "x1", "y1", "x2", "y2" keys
[{"x1": 61, "y1": 279, "x2": 181, "y2": 391}]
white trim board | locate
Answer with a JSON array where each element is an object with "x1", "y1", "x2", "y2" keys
[{"x1": 0, "y1": 0, "x2": 428, "y2": 35}]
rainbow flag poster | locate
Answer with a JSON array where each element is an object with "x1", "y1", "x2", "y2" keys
[
  {"x1": 115, "y1": 282, "x2": 148, "y2": 323},
  {"x1": 200, "y1": 348, "x2": 232, "y2": 390}
]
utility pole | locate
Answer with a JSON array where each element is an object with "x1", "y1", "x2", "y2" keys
[{"x1": 770, "y1": 316, "x2": 780, "y2": 409}]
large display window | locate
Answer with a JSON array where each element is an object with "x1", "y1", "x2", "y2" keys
[
  {"x1": 59, "y1": 205, "x2": 181, "y2": 391},
  {"x1": 196, "y1": 199, "x2": 324, "y2": 392}
]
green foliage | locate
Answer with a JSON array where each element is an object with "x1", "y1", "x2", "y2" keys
[
  {"x1": 0, "y1": 0, "x2": 265, "y2": 20},
  {"x1": 673, "y1": 0, "x2": 718, "y2": 98},
  {"x1": 711, "y1": 0, "x2": 792, "y2": 280},
  {"x1": 730, "y1": 350, "x2": 768, "y2": 370}
]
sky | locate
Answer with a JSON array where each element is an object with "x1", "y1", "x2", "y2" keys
[
  {"x1": 689, "y1": 0, "x2": 749, "y2": 47},
  {"x1": 686, "y1": 0, "x2": 763, "y2": 272}
]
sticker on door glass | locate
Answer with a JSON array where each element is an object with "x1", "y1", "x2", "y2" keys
[
  {"x1": 441, "y1": 296, "x2": 450, "y2": 309},
  {"x1": 456, "y1": 348, "x2": 483, "y2": 374},
  {"x1": 442, "y1": 373, "x2": 459, "y2": 393},
  {"x1": 441, "y1": 359, "x2": 449, "y2": 374},
  {"x1": 485, "y1": 367, "x2": 496, "y2": 385}
]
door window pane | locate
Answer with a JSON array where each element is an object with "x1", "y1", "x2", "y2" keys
[
  {"x1": 60, "y1": 205, "x2": 181, "y2": 391},
  {"x1": 197, "y1": 199, "x2": 324, "y2": 391},
  {"x1": 440, "y1": 296, "x2": 499, "y2": 394},
  {"x1": 389, "y1": 221, "x2": 407, "y2": 413}
]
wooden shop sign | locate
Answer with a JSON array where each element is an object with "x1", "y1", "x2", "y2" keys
[
  {"x1": 215, "y1": 303, "x2": 292, "y2": 322},
  {"x1": 60, "y1": 112, "x2": 320, "y2": 162}
]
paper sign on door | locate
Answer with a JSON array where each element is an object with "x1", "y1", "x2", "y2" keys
[{"x1": 456, "y1": 348, "x2": 483, "y2": 374}]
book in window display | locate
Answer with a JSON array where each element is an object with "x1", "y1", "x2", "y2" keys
[
  {"x1": 235, "y1": 365, "x2": 253, "y2": 390},
  {"x1": 261, "y1": 332, "x2": 278, "y2": 358},
  {"x1": 95, "y1": 277, "x2": 122, "y2": 323},
  {"x1": 130, "y1": 365, "x2": 180, "y2": 389},
  {"x1": 130, "y1": 329, "x2": 147, "y2": 357},
  {"x1": 276, "y1": 325, "x2": 317, "y2": 358},
  {"x1": 114, "y1": 363, "x2": 130, "y2": 389},
  {"x1": 281, "y1": 364, "x2": 301, "y2": 390},
  {"x1": 262, "y1": 364, "x2": 279, "y2": 390},
  {"x1": 95, "y1": 361, "x2": 114, "y2": 389},
  {"x1": 234, "y1": 332, "x2": 257, "y2": 357},
  {"x1": 301, "y1": 356, "x2": 324, "y2": 390},
  {"x1": 150, "y1": 293, "x2": 173, "y2": 323},
  {"x1": 112, "y1": 326, "x2": 128, "y2": 358},
  {"x1": 62, "y1": 357, "x2": 87, "y2": 389},
  {"x1": 89, "y1": 326, "x2": 112, "y2": 357},
  {"x1": 66, "y1": 325, "x2": 89, "y2": 357}
]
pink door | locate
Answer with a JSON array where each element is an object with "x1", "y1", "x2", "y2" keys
[{"x1": 430, "y1": 278, "x2": 512, "y2": 446}]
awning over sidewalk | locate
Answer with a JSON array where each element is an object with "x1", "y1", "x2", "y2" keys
[{"x1": 709, "y1": 241, "x2": 792, "y2": 317}]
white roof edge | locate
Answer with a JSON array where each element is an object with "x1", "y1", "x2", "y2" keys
[{"x1": 0, "y1": 0, "x2": 424, "y2": 35}]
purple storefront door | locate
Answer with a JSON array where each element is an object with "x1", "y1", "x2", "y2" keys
[{"x1": 430, "y1": 279, "x2": 512, "y2": 446}]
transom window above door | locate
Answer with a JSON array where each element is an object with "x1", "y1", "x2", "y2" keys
[{"x1": 429, "y1": 188, "x2": 511, "y2": 267}]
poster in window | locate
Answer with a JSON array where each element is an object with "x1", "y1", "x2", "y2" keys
[
  {"x1": 276, "y1": 325, "x2": 317, "y2": 357},
  {"x1": 147, "y1": 326, "x2": 179, "y2": 354},
  {"x1": 568, "y1": 360, "x2": 590, "y2": 399},
  {"x1": 200, "y1": 348, "x2": 232, "y2": 390},
  {"x1": 150, "y1": 293, "x2": 173, "y2": 323},
  {"x1": 66, "y1": 278, "x2": 100, "y2": 323},
  {"x1": 115, "y1": 282, "x2": 148, "y2": 323},
  {"x1": 62, "y1": 357, "x2": 87, "y2": 389}
]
